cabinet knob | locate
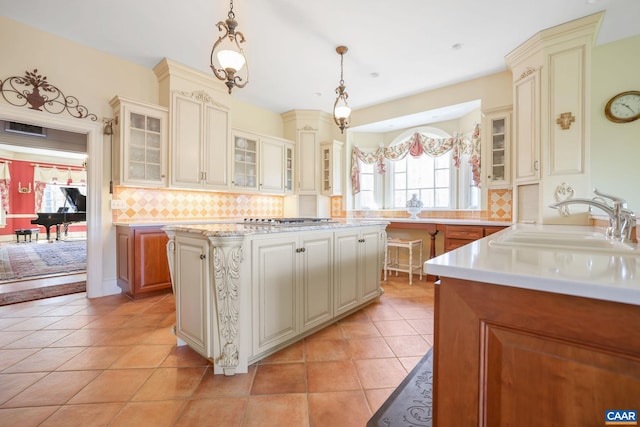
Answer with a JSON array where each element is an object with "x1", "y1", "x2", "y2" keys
[{"x1": 199, "y1": 254, "x2": 206, "y2": 260}]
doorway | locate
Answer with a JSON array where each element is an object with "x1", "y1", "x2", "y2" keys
[
  {"x1": 0, "y1": 139, "x2": 88, "y2": 304},
  {"x1": 0, "y1": 103, "x2": 105, "y2": 300}
]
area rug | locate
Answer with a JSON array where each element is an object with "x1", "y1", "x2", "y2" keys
[
  {"x1": 0, "y1": 240, "x2": 86, "y2": 281},
  {"x1": 368, "y1": 347, "x2": 433, "y2": 427}
]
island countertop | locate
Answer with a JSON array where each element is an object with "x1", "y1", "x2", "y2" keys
[
  {"x1": 162, "y1": 218, "x2": 390, "y2": 237},
  {"x1": 425, "y1": 224, "x2": 640, "y2": 306}
]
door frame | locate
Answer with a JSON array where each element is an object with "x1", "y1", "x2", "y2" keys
[{"x1": 0, "y1": 104, "x2": 106, "y2": 298}]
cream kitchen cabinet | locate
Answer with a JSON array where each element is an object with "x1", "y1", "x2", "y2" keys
[
  {"x1": 170, "y1": 90, "x2": 231, "y2": 190},
  {"x1": 233, "y1": 130, "x2": 294, "y2": 194},
  {"x1": 320, "y1": 140, "x2": 343, "y2": 196},
  {"x1": 171, "y1": 234, "x2": 211, "y2": 359},
  {"x1": 109, "y1": 96, "x2": 168, "y2": 187},
  {"x1": 333, "y1": 226, "x2": 385, "y2": 316},
  {"x1": 251, "y1": 231, "x2": 333, "y2": 354},
  {"x1": 506, "y1": 13, "x2": 601, "y2": 224},
  {"x1": 165, "y1": 220, "x2": 387, "y2": 375},
  {"x1": 232, "y1": 132, "x2": 259, "y2": 191},
  {"x1": 483, "y1": 108, "x2": 511, "y2": 187},
  {"x1": 260, "y1": 136, "x2": 291, "y2": 194}
]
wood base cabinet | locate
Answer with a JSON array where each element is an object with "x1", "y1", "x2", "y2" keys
[
  {"x1": 116, "y1": 226, "x2": 172, "y2": 299},
  {"x1": 434, "y1": 277, "x2": 640, "y2": 426}
]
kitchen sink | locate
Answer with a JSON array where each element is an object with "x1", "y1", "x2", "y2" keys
[{"x1": 489, "y1": 228, "x2": 639, "y2": 254}]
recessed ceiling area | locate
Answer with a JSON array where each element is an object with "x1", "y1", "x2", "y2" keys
[{"x1": 351, "y1": 100, "x2": 482, "y2": 133}]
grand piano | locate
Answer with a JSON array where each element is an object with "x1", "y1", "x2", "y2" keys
[{"x1": 31, "y1": 187, "x2": 87, "y2": 241}]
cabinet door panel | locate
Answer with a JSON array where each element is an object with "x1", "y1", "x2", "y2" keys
[
  {"x1": 175, "y1": 236, "x2": 210, "y2": 358},
  {"x1": 334, "y1": 231, "x2": 360, "y2": 315},
  {"x1": 514, "y1": 72, "x2": 540, "y2": 182},
  {"x1": 172, "y1": 95, "x2": 203, "y2": 187},
  {"x1": 203, "y1": 104, "x2": 230, "y2": 188},
  {"x1": 360, "y1": 229, "x2": 382, "y2": 302},
  {"x1": 301, "y1": 234, "x2": 333, "y2": 331},
  {"x1": 135, "y1": 230, "x2": 171, "y2": 294},
  {"x1": 260, "y1": 138, "x2": 285, "y2": 193},
  {"x1": 298, "y1": 130, "x2": 318, "y2": 193},
  {"x1": 253, "y1": 237, "x2": 298, "y2": 353}
]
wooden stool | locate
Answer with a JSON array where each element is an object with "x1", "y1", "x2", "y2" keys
[{"x1": 384, "y1": 238, "x2": 423, "y2": 285}]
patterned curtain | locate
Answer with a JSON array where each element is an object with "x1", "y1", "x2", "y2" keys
[
  {"x1": 351, "y1": 124, "x2": 481, "y2": 194},
  {"x1": 0, "y1": 162, "x2": 11, "y2": 213}
]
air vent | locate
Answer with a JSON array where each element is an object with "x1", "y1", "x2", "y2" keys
[{"x1": 5, "y1": 121, "x2": 47, "y2": 137}]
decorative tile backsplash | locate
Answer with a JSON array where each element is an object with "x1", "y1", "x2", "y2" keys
[
  {"x1": 113, "y1": 186, "x2": 284, "y2": 222},
  {"x1": 112, "y1": 186, "x2": 512, "y2": 223},
  {"x1": 488, "y1": 188, "x2": 513, "y2": 221}
]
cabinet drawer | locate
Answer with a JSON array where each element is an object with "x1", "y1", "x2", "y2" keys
[
  {"x1": 444, "y1": 226, "x2": 484, "y2": 240},
  {"x1": 445, "y1": 238, "x2": 475, "y2": 252},
  {"x1": 484, "y1": 226, "x2": 507, "y2": 236}
]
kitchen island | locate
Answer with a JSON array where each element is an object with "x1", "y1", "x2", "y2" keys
[
  {"x1": 164, "y1": 219, "x2": 388, "y2": 375},
  {"x1": 426, "y1": 224, "x2": 640, "y2": 426}
]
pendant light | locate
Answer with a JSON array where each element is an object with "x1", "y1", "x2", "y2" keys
[
  {"x1": 333, "y1": 46, "x2": 351, "y2": 133},
  {"x1": 210, "y1": 0, "x2": 249, "y2": 94}
]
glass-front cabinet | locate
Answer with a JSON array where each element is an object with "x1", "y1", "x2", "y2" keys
[
  {"x1": 483, "y1": 108, "x2": 511, "y2": 188},
  {"x1": 109, "y1": 96, "x2": 168, "y2": 187},
  {"x1": 232, "y1": 133, "x2": 259, "y2": 191},
  {"x1": 285, "y1": 144, "x2": 294, "y2": 193},
  {"x1": 320, "y1": 140, "x2": 343, "y2": 196}
]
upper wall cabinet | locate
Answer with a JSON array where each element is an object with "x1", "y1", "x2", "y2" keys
[
  {"x1": 232, "y1": 130, "x2": 295, "y2": 194},
  {"x1": 483, "y1": 108, "x2": 512, "y2": 188},
  {"x1": 232, "y1": 131, "x2": 259, "y2": 192},
  {"x1": 110, "y1": 96, "x2": 169, "y2": 188},
  {"x1": 170, "y1": 90, "x2": 231, "y2": 191},
  {"x1": 513, "y1": 69, "x2": 541, "y2": 183}
]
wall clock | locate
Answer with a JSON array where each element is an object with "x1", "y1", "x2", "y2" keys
[{"x1": 604, "y1": 90, "x2": 640, "y2": 123}]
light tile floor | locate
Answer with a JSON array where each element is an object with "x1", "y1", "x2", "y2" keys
[{"x1": 0, "y1": 275, "x2": 434, "y2": 427}]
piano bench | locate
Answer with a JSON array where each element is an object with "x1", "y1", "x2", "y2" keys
[{"x1": 14, "y1": 228, "x2": 40, "y2": 243}]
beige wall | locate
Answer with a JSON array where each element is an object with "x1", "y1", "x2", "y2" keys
[{"x1": 591, "y1": 34, "x2": 640, "y2": 211}]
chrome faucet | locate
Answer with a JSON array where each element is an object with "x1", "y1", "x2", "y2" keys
[{"x1": 550, "y1": 188, "x2": 636, "y2": 242}]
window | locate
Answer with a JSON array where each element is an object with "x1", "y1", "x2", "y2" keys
[
  {"x1": 391, "y1": 151, "x2": 452, "y2": 208},
  {"x1": 354, "y1": 126, "x2": 480, "y2": 211},
  {"x1": 354, "y1": 160, "x2": 380, "y2": 210},
  {"x1": 42, "y1": 184, "x2": 85, "y2": 213}
]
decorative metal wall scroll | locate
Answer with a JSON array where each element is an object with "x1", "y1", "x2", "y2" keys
[
  {"x1": 556, "y1": 112, "x2": 575, "y2": 130},
  {"x1": 0, "y1": 69, "x2": 97, "y2": 121}
]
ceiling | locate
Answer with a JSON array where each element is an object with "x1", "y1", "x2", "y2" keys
[{"x1": 1, "y1": 0, "x2": 639, "y2": 130}]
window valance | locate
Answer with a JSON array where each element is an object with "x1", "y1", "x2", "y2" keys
[
  {"x1": 33, "y1": 165, "x2": 87, "y2": 213},
  {"x1": 33, "y1": 165, "x2": 87, "y2": 185},
  {"x1": 351, "y1": 124, "x2": 481, "y2": 194}
]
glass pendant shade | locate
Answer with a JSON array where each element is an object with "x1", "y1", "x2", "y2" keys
[
  {"x1": 334, "y1": 104, "x2": 351, "y2": 120},
  {"x1": 217, "y1": 49, "x2": 246, "y2": 71}
]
